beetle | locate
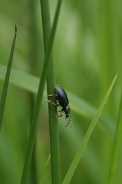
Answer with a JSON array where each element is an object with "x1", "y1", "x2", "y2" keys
[{"x1": 47, "y1": 85, "x2": 71, "y2": 127}]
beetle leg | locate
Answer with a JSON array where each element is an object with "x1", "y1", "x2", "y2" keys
[
  {"x1": 48, "y1": 94, "x2": 57, "y2": 97},
  {"x1": 46, "y1": 100, "x2": 57, "y2": 106},
  {"x1": 56, "y1": 101, "x2": 60, "y2": 106},
  {"x1": 56, "y1": 114, "x2": 63, "y2": 120},
  {"x1": 57, "y1": 109, "x2": 63, "y2": 113},
  {"x1": 56, "y1": 110, "x2": 63, "y2": 119},
  {"x1": 46, "y1": 100, "x2": 59, "y2": 107},
  {"x1": 47, "y1": 94, "x2": 59, "y2": 106}
]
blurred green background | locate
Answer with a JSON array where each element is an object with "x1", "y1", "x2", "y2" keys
[{"x1": 0, "y1": 0, "x2": 122, "y2": 184}]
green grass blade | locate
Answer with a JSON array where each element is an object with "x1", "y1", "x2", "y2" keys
[
  {"x1": 0, "y1": 65, "x2": 115, "y2": 135},
  {"x1": 0, "y1": 64, "x2": 39, "y2": 93},
  {"x1": 0, "y1": 26, "x2": 17, "y2": 130},
  {"x1": 38, "y1": 154, "x2": 51, "y2": 184},
  {"x1": 108, "y1": 92, "x2": 122, "y2": 184},
  {"x1": 20, "y1": 0, "x2": 62, "y2": 183},
  {"x1": 40, "y1": 0, "x2": 62, "y2": 183},
  {"x1": 62, "y1": 75, "x2": 117, "y2": 184}
]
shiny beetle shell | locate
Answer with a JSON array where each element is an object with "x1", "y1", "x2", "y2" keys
[
  {"x1": 55, "y1": 85, "x2": 69, "y2": 107},
  {"x1": 55, "y1": 85, "x2": 70, "y2": 119},
  {"x1": 47, "y1": 85, "x2": 71, "y2": 127}
]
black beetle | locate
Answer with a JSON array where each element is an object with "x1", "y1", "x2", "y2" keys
[{"x1": 47, "y1": 85, "x2": 71, "y2": 127}]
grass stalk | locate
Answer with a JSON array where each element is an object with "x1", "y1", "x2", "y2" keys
[
  {"x1": 98, "y1": 0, "x2": 119, "y2": 117},
  {"x1": 0, "y1": 26, "x2": 17, "y2": 130},
  {"x1": 20, "y1": 0, "x2": 62, "y2": 184},
  {"x1": 108, "y1": 93, "x2": 122, "y2": 184},
  {"x1": 62, "y1": 75, "x2": 117, "y2": 184},
  {"x1": 40, "y1": 0, "x2": 62, "y2": 183},
  {"x1": 39, "y1": 154, "x2": 51, "y2": 184}
]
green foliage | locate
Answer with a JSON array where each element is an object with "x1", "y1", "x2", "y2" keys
[
  {"x1": 0, "y1": 0, "x2": 122, "y2": 184},
  {"x1": 62, "y1": 75, "x2": 117, "y2": 184},
  {"x1": 108, "y1": 93, "x2": 122, "y2": 184},
  {"x1": 40, "y1": 0, "x2": 62, "y2": 183},
  {"x1": 0, "y1": 26, "x2": 17, "y2": 129},
  {"x1": 20, "y1": 0, "x2": 62, "y2": 183}
]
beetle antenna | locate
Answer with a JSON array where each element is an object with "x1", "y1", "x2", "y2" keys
[{"x1": 65, "y1": 116, "x2": 72, "y2": 127}]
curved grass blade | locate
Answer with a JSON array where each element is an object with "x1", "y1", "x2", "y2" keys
[
  {"x1": 62, "y1": 75, "x2": 117, "y2": 184},
  {"x1": 108, "y1": 92, "x2": 122, "y2": 184},
  {"x1": 0, "y1": 26, "x2": 17, "y2": 130},
  {"x1": 38, "y1": 154, "x2": 51, "y2": 184}
]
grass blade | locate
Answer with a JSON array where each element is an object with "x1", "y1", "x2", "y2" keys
[
  {"x1": 62, "y1": 75, "x2": 117, "y2": 184},
  {"x1": 108, "y1": 92, "x2": 122, "y2": 184},
  {"x1": 40, "y1": 0, "x2": 62, "y2": 183},
  {"x1": 0, "y1": 64, "x2": 115, "y2": 136},
  {"x1": 38, "y1": 154, "x2": 51, "y2": 184},
  {"x1": 0, "y1": 64, "x2": 39, "y2": 93},
  {"x1": 0, "y1": 26, "x2": 17, "y2": 130},
  {"x1": 20, "y1": 0, "x2": 62, "y2": 183}
]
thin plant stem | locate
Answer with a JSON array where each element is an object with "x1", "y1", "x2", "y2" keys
[
  {"x1": 62, "y1": 75, "x2": 117, "y2": 184},
  {"x1": 40, "y1": 0, "x2": 62, "y2": 183},
  {"x1": 20, "y1": 0, "x2": 62, "y2": 184},
  {"x1": 108, "y1": 93, "x2": 122, "y2": 184},
  {"x1": 0, "y1": 26, "x2": 17, "y2": 130}
]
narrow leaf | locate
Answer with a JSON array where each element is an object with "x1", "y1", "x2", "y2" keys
[
  {"x1": 62, "y1": 75, "x2": 117, "y2": 184},
  {"x1": 20, "y1": 0, "x2": 62, "y2": 183},
  {"x1": 38, "y1": 154, "x2": 51, "y2": 184},
  {"x1": 40, "y1": 0, "x2": 62, "y2": 183},
  {"x1": 0, "y1": 65, "x2": 115, "y2": 135},
  {"x1": 0, "y1": 26, "x2": 17, "y2": 130},
  {"x1": 108, "y1": 92, "x2": 122, "y2": 184}
]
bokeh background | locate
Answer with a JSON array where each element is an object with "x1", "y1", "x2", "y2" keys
[{"x1": 0, "y1": 0, "x2": 122, "y2": 184}]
